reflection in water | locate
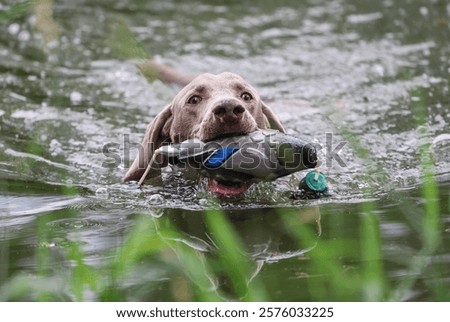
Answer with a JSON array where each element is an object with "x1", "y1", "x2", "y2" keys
[
  {"x1": 156, "y1": 206, "x2": 321, "y2": 300},
  {"x1": 163, "y1": 206, "x2": 321, "y2": 260}
]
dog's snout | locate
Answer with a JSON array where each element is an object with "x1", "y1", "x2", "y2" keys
[{"x1": 213, "y1": 100, "x2": 245, "y2": 119}]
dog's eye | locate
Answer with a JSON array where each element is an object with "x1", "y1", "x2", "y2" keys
[
  {"x1": 187, "y1": 95, "x2": 202, "y2": 105},
  {"x1": 241, "y1": 92, "x2": 253, "y2": 101}
]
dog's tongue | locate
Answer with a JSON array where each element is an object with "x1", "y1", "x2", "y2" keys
[{"x1": 208, "y1": 179, "x2": 250, "y2": 197}]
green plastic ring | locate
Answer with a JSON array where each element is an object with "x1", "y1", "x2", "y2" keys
[{"x1": 304, "y1": 170, "x2": 327, "y2": 192}]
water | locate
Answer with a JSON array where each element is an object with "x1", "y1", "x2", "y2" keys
[{"x1": 0, "y1": 0, "x2": 449, "y2": 301}]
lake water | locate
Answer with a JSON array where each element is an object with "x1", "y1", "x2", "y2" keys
[{"x1": 0, "y1": 0, "x2": 449, "y2": 301}]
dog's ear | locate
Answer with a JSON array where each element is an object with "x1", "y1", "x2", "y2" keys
[
  {"x1": 123, "y1": 104, "x2": 173, "y2": 182},
  {"x1": 261, "y1": 101, "x2": 285, "y2": 133}
]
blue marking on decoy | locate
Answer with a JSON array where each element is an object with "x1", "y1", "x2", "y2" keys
[{"x1": 204, "y1": 147, "x2": 238, "y2": 168}]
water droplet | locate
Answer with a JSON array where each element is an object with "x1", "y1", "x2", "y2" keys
[
  {"x1": 95, "y1": 187, "x2": 109, "y2": 199},
  {"x1": 148, "y1": 194, "x2": 164, "y2": 205},
  {"x1": 18, "y1": 30, "x2": 30, "y2": 42},
  {"x1": 70, "y1": 91, "x2": 83, "y2": 105},
  {"x1": 419, "y1": 7, "x2": 429, "y2": 16},
  {"x1": 8, "y1": 23, "x2": 20, "y2": 35},
  {"x1": 49, "y1": 139, "x2": 64, "y2": 156},
  {"x1": 371, "y1": 64, "x2": 385, "y2": 77}
]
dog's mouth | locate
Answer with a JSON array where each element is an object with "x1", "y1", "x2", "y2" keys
[
  {"x1": 208, "y1": 178, "x2": 251, "y2": 197},
  {"x1": 201, "y1": 121, "x2": 258, "y2": 142}
]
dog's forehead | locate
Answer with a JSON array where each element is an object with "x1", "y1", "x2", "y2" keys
[{"x1": 182, "y1": 72, "x2": 254, "y2": 94}]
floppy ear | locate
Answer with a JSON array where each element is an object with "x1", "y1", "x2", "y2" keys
[
  {"x1": 261, "y1": 101, "x2": 285, "y2": 133},
  {"x1": 123, "y1": 104, "x2": 173, "y2": 182}
]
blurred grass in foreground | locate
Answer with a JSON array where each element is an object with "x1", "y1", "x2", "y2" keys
[{"x1": 0, "y1": 175, "x2": 448, "y2": 301}]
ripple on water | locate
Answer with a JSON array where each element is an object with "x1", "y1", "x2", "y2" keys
[
  {"x1": 46, "y1": 217, "x2": 104, "y2": 230},
  {"x1": 0, "y1": 195, "x2": 85, "y2": 241}
]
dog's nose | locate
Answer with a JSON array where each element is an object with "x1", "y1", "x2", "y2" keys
[{"x1": 213, "y1": 100, "x2": 245, "y2": 119}]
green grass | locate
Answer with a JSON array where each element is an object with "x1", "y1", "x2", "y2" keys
[{"x1": 0, "y1": 1, "x2": 31, "y2": 25}]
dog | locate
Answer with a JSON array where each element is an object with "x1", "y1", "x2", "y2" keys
[{"x1": 124, "y1": 62, "x2": 285, "y2": 196}]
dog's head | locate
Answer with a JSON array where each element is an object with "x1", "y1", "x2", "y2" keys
[{"x1": 124, "y1": 72, "x2": 285, "y2": 196}]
